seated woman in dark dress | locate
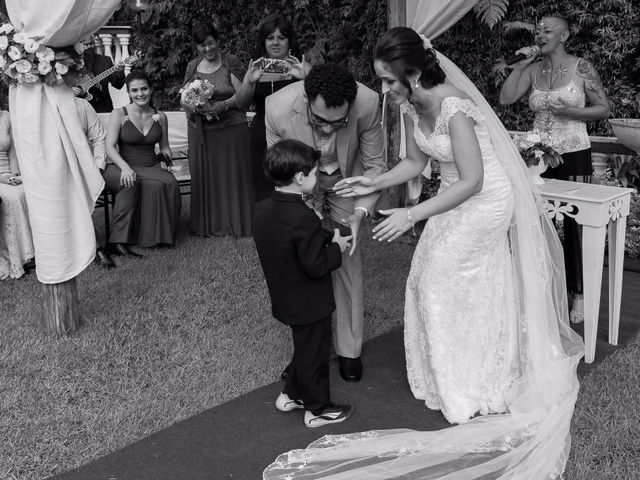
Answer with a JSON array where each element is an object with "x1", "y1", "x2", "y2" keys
[
  {"x1": 235, "y1": 13, "x2": 310, "y2": 202},
  {"x1": 104, "y1": 71, "x2": 181, "y2": 254}
]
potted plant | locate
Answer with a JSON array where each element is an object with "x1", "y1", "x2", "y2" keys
[{"x1": 512, "y1": 132, "x2": 564, "y2": 185}]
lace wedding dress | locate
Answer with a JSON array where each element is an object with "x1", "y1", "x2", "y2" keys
[
  {"x1": 263, "y1": 48, "x2": 583, "y2": 480},
  {"x1": 403, "y1": 97, "x2": 520, "y2": 424}
]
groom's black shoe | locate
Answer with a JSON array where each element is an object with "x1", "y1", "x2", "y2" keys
[{"x1": 338, "y1": 356, "x2": 362, "y2": 382}]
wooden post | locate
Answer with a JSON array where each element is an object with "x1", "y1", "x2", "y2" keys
[
  {"x1": 384, "y1": 0, "x2": 407, "y2": 208},
  {"x1": 41, "y1": 278, "x2": 82, "y2": 335}
]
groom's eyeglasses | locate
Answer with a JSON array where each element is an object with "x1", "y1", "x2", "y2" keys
[{"x1": 307, "y1": 104, "x2": 349, "y2": 131}]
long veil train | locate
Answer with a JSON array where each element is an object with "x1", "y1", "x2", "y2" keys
[{"x1": 263, "y1": 48, "x2": 584, "y2": 480}]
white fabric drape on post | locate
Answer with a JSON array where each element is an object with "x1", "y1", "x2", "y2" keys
[
  {"x1": 6, "y1": 0, "x2": 120, "y2": 284},
  {"x1": 401, "y1": 0, "x2": 479, "y2": 203}
]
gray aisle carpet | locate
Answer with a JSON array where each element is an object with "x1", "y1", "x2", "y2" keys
[{"x1": 50, "y1": 268, "x2": 640, "y2": 480}]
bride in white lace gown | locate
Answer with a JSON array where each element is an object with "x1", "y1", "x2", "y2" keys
[
  {"x1": 401, "y1": 95, "x2": 519, "y2": 424},
  {"x1": 263, "y1": 28, "x2": 582, "y2": 480}
]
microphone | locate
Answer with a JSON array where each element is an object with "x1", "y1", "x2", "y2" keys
[{"x1": 505, "y1": 46, "x2": 540, "y2": 66}]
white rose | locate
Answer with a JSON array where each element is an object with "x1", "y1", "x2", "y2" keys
[
  {"x1": 14, "y1": 59, "x2": 32, "y2": 73},
  {"x1": 23, "y1": 71, "x2": 39, "y2": 83},
  {"x1": 37, "y1": 61, "x2": 52, "y2": 75},
  {"x1": 8, "y1": 45, "x2": 22, "y2": 60},
  {"x1": 12, "y1": 32, "x2": 28, "y2": 44},
  {"x1": 54, "y1": 62, "x2": 69, "y2": 75},
  {"x1": 0, "y1": 56, "x2": 6, "y2": 69},
  {"x1": 36, "y1": 47, "x2": 55, "y2": 63},
  {"x1": 0, "y1": 23, "x2": 14, "y2": 35},
  {"x1": 23, "y1": 38, "x2": 40, "y2": 53},
  {"x1": 0, "y1": 36, "x2": 8, "y2": 50}
]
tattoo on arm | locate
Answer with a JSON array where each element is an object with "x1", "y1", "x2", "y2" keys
[{"x1": 576, "y1": 59, "x2": 606, "y2": 100}]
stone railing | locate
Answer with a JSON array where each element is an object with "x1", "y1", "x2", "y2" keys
[{"x1": 93, "y1": 26, "x2": 134, "y2": 74}]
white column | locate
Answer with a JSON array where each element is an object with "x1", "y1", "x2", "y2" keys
[
  {"x1": 98, "y1": 34, "x2": 114, "y2": 63},
  {"x1": 116, "y1": 33, "x2": 132, "y2": 74}
]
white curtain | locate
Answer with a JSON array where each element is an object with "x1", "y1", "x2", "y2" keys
[
  {"x1": 401, "y1": 0, "x2": 479, "y2": 203},
  {"x1": 6, "y1": 0, "x2": 120, "y2": 284}
]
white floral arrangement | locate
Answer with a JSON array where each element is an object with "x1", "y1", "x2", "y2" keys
[
  {"x1": 180, "y1": 78, "x2": 216, "y2": 120},
  {"x1": 0, "y1": 21, "x2": 85, "y2": 86},
  {"x1": 512, "y1": 131, "x2": 564, "y2": 168}
]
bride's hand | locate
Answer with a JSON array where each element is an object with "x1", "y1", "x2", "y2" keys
[
  {"x1": 372, "y1": 208, "x2": 413, "y2": 242},
  {"x1": 334, "y1": 176, "x2": 376, "y2": 197}
]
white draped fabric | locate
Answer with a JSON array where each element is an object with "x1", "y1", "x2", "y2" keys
[
  {"x1": 401, "y1": 0, "x2": 479, "y2": 203},
  {"x1": 6, "y1": 0, "x2": 120, "y2": 283}
]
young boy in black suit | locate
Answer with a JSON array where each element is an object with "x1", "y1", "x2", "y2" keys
[{"x1": 253, "y1": 139, "x2": 354, "y2": 427}]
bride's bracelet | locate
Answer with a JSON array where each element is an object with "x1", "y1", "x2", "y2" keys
[{"x1": 407, "y1": 208, "x2": 416, "y2": 235}]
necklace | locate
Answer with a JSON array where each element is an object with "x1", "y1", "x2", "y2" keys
[{"x1": 541, "y1": 62, "x2": 568, "y2": 89}]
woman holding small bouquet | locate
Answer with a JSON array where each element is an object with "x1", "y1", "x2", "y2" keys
[
  {"x1": 500, "y1": 14, "x2": 610, "y2": 323},
  {"x1": 182, "y1": 22, "x2": 252, "y2": 237},
  {"x1": 234, "y1": 13, "x2": 311, "y2": 202}
]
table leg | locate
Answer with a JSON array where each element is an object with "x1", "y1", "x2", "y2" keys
[
  {"x1": 608, "y1": 216, "x2": 627, "y2": 345},
  {"x1": 582, "y1": 225, "x2": 606, "y2": 363}
]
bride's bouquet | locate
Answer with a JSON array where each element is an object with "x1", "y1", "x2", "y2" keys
[
  {"x1": 512, "y1": 132, "x2": 563, "y2": 169},
  {"x1": 180, "y1": 78, "x2": 215, "y2": 120}
]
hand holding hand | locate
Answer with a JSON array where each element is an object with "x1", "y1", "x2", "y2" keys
[
  {"x1": 120, "y1": 166, "x2": 136, "y2": 188},
  {"x1": 341, "y1": 210, "x2": 365, "y2": 255},
  {"x1": 334, "y1": 176, "x2": 376, "y2": 197},
  {"x1": 331, "y1": 228, "x2": 353, "y2": 253},
  {"x1": 372, "y1": 208, "x2": 414, "y2": 242}
]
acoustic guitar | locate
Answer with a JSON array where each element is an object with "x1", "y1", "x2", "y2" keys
[{"x1": 76, "y1": 51, "x2": 141, "y2": 101}]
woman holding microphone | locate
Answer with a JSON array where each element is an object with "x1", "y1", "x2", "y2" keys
[{"x1": 499, "y1": 14, "x2": 610, "y2": 324}]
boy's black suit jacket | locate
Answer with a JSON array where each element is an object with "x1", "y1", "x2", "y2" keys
[{"x1": 253, "y1": 191, "x2": 342, "y2": 326}]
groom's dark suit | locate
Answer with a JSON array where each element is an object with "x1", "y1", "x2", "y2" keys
[{"x1": 253, "y1": 191, "x2": 342, "y2": 414}]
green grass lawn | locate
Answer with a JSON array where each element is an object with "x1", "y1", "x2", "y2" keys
[{"x1": 0, "y1": 202, "x2": 637, "y2": 480}]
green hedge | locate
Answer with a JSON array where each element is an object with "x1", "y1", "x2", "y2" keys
[
  {"x1": 111, "y1": 0, "x2": 387, "y2": 110},
  {"x1": 2, "y1": 0, "x2": 638, "y2": 136}
]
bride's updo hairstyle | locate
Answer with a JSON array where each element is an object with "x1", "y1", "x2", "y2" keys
[{"x1": 374, "y1": 27, "x2": 445, "y2": 93}]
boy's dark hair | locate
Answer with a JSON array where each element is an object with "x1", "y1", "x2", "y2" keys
[
  {"x1": 264, "y1": 139, "x2": 320, "y2": 187},
  {"x1": 304, "y1": 64, "x2": 357, "y2": 108}
]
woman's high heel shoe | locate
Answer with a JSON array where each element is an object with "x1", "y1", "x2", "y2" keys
[{"x1": 570, "y1": 294, "x2": 584, "y2": 324}]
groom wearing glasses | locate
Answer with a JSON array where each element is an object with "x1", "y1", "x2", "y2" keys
[{"x1": 265, "y1": 63, "x2": 387, "y2": 382}]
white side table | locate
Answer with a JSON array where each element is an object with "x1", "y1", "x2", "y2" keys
[{"x1": 538, "y1": 179, "x2": 633, "y2": 363}]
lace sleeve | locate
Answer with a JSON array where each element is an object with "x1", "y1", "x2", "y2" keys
[
  {"x1": 400, "y1": 100, "x2": 419, "y2": 125},
  {"x1": 435, "y1": 97, "x2": 484, "y2": 135}
]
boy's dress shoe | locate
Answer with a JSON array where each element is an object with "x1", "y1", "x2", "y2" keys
[
  {"x1": 275, "y1": 392, "x2": 304, "y2": 412},
  {"x1": 95, "y1": 247, "x2": 116, "y2": 269},
  {"x1": 108, "y1": 243, "x2": 143, "y2": 258},
  {"x1": 304, "y1": 404, "x2": 353, "y2": 428},
  {"x1": 338, "y1": 356, "x2": 362, "y2": 382}
]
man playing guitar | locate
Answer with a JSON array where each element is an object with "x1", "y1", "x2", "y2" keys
[{"x1": 72, "y1": 36, "x2": 126, "y2": 113}]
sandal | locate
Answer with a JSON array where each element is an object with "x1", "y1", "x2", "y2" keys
[{"x1": 570, "y1": 294, "x2": 584, "y2": 324}]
